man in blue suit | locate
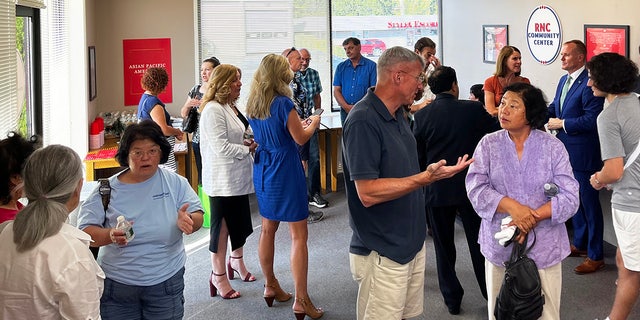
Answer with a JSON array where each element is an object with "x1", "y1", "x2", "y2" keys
[{"x1": 547, "y1": 40, "x2": 605, "y2": 274}]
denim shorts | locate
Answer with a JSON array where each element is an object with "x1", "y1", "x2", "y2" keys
[{"x1": 100, "y1": 267, "x2": 185, "y2": 320}]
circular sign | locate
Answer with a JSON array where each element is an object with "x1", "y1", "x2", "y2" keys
[{"x1": 526, "y1": 5, "x2": 562, "y2": 65}]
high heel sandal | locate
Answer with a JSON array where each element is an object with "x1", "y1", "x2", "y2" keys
[
  {"x1": 209, "y1": 271, "x2": 241, "y2": 299},
  {"x1": 227, "y1": 255, "x2": 256, "y2": 282},
  {"x1": 263, "y1": 278, "x2": 292, "y2": 307},
  {"x1": 293, "y1": 296, "x2": 324, "y2": 320}
]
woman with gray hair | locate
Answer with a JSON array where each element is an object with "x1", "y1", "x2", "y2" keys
[{"x1": 0, "y1": 145, "x2": 105, "y2": 319}]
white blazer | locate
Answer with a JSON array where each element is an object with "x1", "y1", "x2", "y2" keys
[{"x1": 200, "y1": 100, "x2": 254, "y2": 197}]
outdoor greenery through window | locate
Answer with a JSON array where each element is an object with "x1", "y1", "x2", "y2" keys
[{"x1": 198, "y1": 0, "x2": 439, "y2": 109}]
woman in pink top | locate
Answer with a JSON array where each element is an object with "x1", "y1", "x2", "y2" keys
[
  {"x1": 0, "y1": 132, "x2": 39, "y2": 223},
  {"x1": 483, "y1": 46, "x2": 531, "y2": 117}
]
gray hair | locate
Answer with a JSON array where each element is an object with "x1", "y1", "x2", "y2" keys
[
  {"x1": 377, "y1": 46, "x2": 425, "y2": 74},
  {"x1": 12, "y1": 145, "x2": 83, "y2": 252}
]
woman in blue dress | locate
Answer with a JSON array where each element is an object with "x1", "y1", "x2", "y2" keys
[{"x1": 246, "y1": 53, "x2": 324, "y2": 319}]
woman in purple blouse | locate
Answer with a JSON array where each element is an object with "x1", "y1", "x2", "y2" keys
[{"x1": 466, "y1": 83, "x2": 579, "y2": 320}]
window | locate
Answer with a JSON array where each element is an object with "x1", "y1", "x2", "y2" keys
[
  {"x1": 16, "y1": 5, "x2": 42, "y2": 137},
  {"x1": 197, "y1": 0, "x2": 439, "y2": 111}
]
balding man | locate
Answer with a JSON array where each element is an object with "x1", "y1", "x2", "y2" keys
[
  {"x1": 342, "y1": 46, "x2": 473, "y2": 320},
  {"x1": 282, "y1": 47, "x2": 324, "y2": 223},
  {"x1": 547, "y1": 40, "x2": 605, "y2": 274}
]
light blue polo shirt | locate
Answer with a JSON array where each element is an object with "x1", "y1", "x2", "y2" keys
[{"x1": 78, "y1": 168, "x2": 202, "y2": 286}]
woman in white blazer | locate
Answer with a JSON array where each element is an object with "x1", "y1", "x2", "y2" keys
[{"x1": 199, "y1": 65, "x2": 258, "y2": 300}]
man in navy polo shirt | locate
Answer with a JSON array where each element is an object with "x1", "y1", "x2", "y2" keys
[
  {"x1": 342, "y1": 46, "x2": 472, "y2": 320},
  {"x1": 333, "y1": 37, "x2": 377, "y2": 125}
]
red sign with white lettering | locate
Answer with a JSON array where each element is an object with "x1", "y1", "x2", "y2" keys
[{"x1": 123, "y1": 38, "x2": 172, "y2": 106}]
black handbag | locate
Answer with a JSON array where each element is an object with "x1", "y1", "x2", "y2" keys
[
  {"x1": 182, "y1": 106, "x2": 199, "y2": 133},
  {"x1": 494, "y1": 231, "x2": 545, "y2": 320}
]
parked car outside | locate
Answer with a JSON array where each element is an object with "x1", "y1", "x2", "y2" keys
[{"x1": 361, "y1": 39, "x2": 386, "y2": 56}]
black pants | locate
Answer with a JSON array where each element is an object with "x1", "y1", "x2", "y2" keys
[{"x1": 428, "y1": 201, "x2": 487, "y2": 309}]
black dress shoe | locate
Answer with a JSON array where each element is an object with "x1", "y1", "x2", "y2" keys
[{"x1": 447, "y1": 305, "x2": 460, "y2": 315}]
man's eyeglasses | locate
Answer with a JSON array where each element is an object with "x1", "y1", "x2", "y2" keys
[
  {"x1": 398, "y1": 70, "x2": 426, "y2": 83},
  {"x1": 285, "y1": 47, "x2": 297, "y2": 57},
  {"x1": 130, "y1": 148, "x2": 161, "y2": 159},
  {"x1": 301, "y1": 58, "x2": 311, "y2": 62}
]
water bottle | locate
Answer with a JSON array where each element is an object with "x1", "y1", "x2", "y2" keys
[
  {"x1": 544, "y1": 183, "x2": 559, "y2": 198},
  {"x1": 116, "y1": 215, "x2": 135, "y2": 242}
]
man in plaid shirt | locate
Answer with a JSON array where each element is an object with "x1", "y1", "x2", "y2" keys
[{"x1": 298, "y1": 48, "x2": 329, "y2": 220}]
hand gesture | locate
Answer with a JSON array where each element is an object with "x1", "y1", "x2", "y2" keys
[
  {"x1": 177, "y1": 203, "x2": 195, "y2": 234},
  {"x1": 508, "y1": 203, "x2": 537, "y2": 235},
  {"x1": 424, "y1": 154, "x2": 474, "y2": 184}
]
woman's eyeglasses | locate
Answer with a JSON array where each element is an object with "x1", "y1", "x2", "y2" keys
[{"x1": 130, "y1": 148, "x2": 161, "y2": 159}]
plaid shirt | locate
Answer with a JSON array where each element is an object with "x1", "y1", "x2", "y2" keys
[{"x1": 298, "y1": 67, "x2": 323, "y2": 109}]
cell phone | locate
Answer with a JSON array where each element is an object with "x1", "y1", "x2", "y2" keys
[{"x1": 311, "y1": 108, "x2": 324, "y2": 116}]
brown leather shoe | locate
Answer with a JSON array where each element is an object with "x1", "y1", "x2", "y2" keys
[
  {"x1": 569, "y1": 244, "x2": 587, "y2": 257},
  {"x1": 574, "y1": 258, "x2": 605, "y2": 274}
]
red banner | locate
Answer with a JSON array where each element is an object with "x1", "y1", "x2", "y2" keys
[{"x1": 123, "y1": 38, "x2": 172, "y2": 106}]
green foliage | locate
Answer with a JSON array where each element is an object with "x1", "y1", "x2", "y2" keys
[{"x1": 16, "y1": 17, "x2": 25, "y2": 59}]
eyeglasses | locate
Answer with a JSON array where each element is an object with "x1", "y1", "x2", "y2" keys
[
  {"x1": 285, "y1": 47, "x2": 297, "y2": 57},
  {"x1": 301, "y1": 58, "x2": 311, "y2": 62},
  {"x1": 129, "y1": 148, "x2": 161, "y2": 159},
  {"x1": 398, "y1": 70, "x2": 426, "y2": 83}
]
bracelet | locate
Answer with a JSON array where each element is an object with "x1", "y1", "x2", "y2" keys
[{"x1": 594, "y1": 172, "x2": 602, "y2": 185}]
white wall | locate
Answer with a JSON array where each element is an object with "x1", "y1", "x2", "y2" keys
[
  {"x1": 93, "y1": 0, "x2": 196, "y2": 117},
  {"x1": 442, "y1": 0, "x2": 640, "y2": 101}
]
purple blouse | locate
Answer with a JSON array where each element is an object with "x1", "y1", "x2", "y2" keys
[{"x1": 465, "y1": 129, "x2": 579, "y2": 269}]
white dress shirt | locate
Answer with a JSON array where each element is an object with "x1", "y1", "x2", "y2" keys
[{"x1": 0, "y1": 222, "x2": 105, "y2": 320}]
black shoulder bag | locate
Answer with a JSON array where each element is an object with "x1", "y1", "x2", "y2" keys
[
  {"x1": 494, "y1": 231, "x2": 545, "y2": 320},
  {"x1": 182, "y1": 107, "x2": 199, "y2": 133},
  {"x1": 182, "y1": 86, "x2": 201, "y2": 133}
]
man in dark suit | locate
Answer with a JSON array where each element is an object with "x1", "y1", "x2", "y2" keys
[
  {"x1": 413, "y1": 66, "x2": 493, "y2": 314},
  {"x1": 547, "y1": 40, "x2": 605, "y2": 274}
]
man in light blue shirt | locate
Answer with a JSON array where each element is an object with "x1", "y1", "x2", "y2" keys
[{"x1": 333, "y1": 37, "x2": 377, "y2": 124}]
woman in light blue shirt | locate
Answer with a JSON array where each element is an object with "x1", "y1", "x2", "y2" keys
[{"x1": 78, "y1": 120, "x2": 203, "y2": 320}]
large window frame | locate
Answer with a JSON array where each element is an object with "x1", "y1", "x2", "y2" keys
[
  {"x1": 197, "y1": 0, "x2": 440, "y2": 113},
  {"x1": 16, "y1": 5, "x2": 43, "y2": 137}
]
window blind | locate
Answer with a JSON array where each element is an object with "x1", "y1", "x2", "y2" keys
[
  {"x1": 16, "y1": 0, "x2": 45, "y2": 9},
  {"x1": 0, "y1": 0, "x2": 17, "y2": 136}
]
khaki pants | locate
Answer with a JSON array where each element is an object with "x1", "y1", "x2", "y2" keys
[{"x1": 349, "y1": 244, "x2": 426, "y2": 320}]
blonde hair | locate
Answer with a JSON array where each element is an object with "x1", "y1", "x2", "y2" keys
[
  {"x1": 12, "y1": 145, "x2": 82, "y2": 252},
  {"x1": 246, "y1": 54, "x2": 293, "y2": 119},
  {"x1": 199, "y1": 64, "x2": 239, "y2": 112}
]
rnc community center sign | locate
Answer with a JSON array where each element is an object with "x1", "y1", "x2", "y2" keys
[{"x1": 526, "y1": 5, "x2": 562, "y2": 65}]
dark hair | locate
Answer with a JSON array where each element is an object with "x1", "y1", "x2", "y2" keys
[
  {"x1": 427, "y1": 66, "x2": 457, "y2": 95},
  {"x1": 470, "y1": 84, "x2": 485, "y2": 105},
  {"x1": 414, "y1": 37, "x2": 436, "y2": 52},
  {"x1": 141, "y1": 67, "x2": 169, "y2": 95},
  {"x1": 503, "y1": 83, "x2": 548, "y2": 130},
  {"x1": 203, "y1": 56, "x2": 220, "y2": 68},
  {"x1": 116, "y1": 120, "x2": 171, "y2": 167},
  {"x1": 0, "y1": 132, "x2": 40, "y2": 204},
  {"x1": 586, "y1": 52, "x2": 638, "y2": 94},
  {"x1": 564, "y1": 40, "x2": 587, "y2": 56},
  {"x1": 495, "y1": 46, "x2": 522, "y2": 77},
  {"x1": 342, "y1": 37, "x2": 361, "y2": 46}
]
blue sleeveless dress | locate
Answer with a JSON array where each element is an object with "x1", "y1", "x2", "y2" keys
[{"x1": 248, "y1": 96, "x2": 307, "y2": 222}]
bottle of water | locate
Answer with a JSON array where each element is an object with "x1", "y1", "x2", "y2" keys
[
  {"x1": 116, "y1": 215, "x2": 135, "y2": 242},
  {"x1": 544, "y1": 183, "x2": 559, "y2": 198}
]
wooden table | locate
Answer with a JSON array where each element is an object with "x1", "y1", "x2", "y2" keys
[
  {"x1": 84, "y1": 136, "x2": 188, "y2": 182},
  {"x1": 318, "y1": 114, "x2": 343, "y2": 193}
]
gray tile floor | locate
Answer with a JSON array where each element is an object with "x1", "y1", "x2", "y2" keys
[{"x1": 181, "y1": 189, "x2": 639, "y2": 320}]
